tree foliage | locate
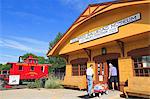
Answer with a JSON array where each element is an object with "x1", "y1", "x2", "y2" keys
[
  {"x1": 21, "y1": 53, "x2": 47, "y2": 64},
  {"x1": 49, "y1": 32, "x2": 63, "y2": 50},
  {"x1": 21, "y1": 53, "x2": 38, "y2": 60},
  {"x1": 0, "y1": 64, "x2": 11, "y2": 70},
  {"x1": 48, "y1": 32, "x2": 66, "y2": 73}
]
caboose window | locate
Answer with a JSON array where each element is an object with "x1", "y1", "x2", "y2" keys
[
  {"x1": 30, "y1": 66, "x2": 34, "y2": 71},
  {"x1": 19, "y1": 66, "x2": 23, "y2": 70},
  {"x1": 41, "y1": 66, "x2": 43, "y2": 72},
  {"x1": 2, "y1": 71, "x2": 7, "y2": 74},
  {"x1": 34, "y1": 60, "x2": 36, "y2": 63},
  {"x1": 29, "y1": 59, "x2": 32, "y2": 63}
]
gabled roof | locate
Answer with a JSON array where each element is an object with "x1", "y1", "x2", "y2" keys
[{"x1": 47, "y1": 0, "x2": 149, "y2": 56}]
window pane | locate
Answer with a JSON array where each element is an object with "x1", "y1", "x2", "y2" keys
[
  {"x1": 138, "y1": 57, "x2": 142, "y2": 62},
  {"x1": 134, "y1": 63, "x2": 138, "y2": 68},
  {"x1": 139, "y1": 69, "x2": 143, "y2": 76},
  {"x1": 133, "y1": 55, "x2": 150, "y2": 77},
  {"x1": 41, "y1": 66, "x2": 44, "y2": 72},
  {"x1": 19, "y1": 66, "x2": 23, "y2": 70},
  {"x1": 72, "y1": 64, "x2": 78, "y2": 76},
  {"x1": 147, "y1": 56, "x2": 150, "y2": 62},
  {"x1": 135, "y1": 70, "x2": 139, "y2": 76},
  {"x1": 2, "y1": 71, "x2": 7, "y2": 74},
  {"x1": 144, "y1": 69, "x2": 149, "y2": 76},
  {"x1": 31, "y1": 66, "x2": 34, "y2": 71},
  {"x1": 80, "y1": 64, "x2": 86, "y2": 76}
]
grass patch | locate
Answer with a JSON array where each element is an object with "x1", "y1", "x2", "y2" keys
[
  {"x1": 45, "y1": 76, "x2": 63, "y2": 89},
  {"x1": 27, "y1": 80, "x2": 41, "y2": 89}
]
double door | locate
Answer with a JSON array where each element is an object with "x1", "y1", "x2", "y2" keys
[{"x1": 95, "y1": 62, "x2": 109, "y2": 84}]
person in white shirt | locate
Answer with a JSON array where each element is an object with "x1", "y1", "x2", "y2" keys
[{"x1": 86, "y1": 64, "x2": 94, "y2": 96}]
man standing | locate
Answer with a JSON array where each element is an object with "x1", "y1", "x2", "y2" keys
[
  {"x1": 86, "y1": 64, "x2": 94, "y2": 96},
  {"x1": 108, "y1": 63, "x2": 118, "y2": 91}
]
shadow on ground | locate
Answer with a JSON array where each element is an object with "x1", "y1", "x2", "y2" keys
[{"x1": 78, "y1": 94, "x2": 98, "y2": 99}]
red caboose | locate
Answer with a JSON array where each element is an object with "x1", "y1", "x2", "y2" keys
[{"x1": 5, "y1": 56, "x2": 50, "y2": 84}]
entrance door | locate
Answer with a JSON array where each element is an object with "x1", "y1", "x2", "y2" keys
[
  {"x1": 95, "y1": 62, "x2": 109, "y2": 84},
  {"x1": 107, "y1": 59, "x2": 119, "y2": 90}
]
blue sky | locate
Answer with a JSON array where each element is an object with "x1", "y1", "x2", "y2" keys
[{"x1": 0, "y1": 0, "x2": 113, "y2": 63}]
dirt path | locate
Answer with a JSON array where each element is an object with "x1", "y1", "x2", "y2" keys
[{"x1": 0, "y1": 88, "x2": 124, "y2": 99}]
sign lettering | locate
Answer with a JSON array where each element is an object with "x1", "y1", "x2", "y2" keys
[{"x1": 70, "y1": 13, "x2": 141, "y2": 44}]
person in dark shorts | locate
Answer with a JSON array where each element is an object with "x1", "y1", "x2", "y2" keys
[{"x1": 108, "y1": 63, "x2": 118, "y2": 91}]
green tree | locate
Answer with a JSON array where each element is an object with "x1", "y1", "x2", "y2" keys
[
  {"x1": 49, "y1": 32, "x2": 63, "y2": 49},
  {"x1": 38, "y1": 56, "x2": 47, "y2": 64},
  {"x1": 21, "y1": 53, "x2": 38, "y2": 60},
  {"x1": 0, "y1": 64, "x2": 11, "y2": 70},
  {"x1": 48, "y1": 32, "x2": 66, "y2": 73},
  {"x1": 21, "y1": 53, "x2": 47, "y2": 64}
]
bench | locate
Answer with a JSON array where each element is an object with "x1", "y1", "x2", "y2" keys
[{"x1": 124, "y1": 77, "x2": 150, "y2": 98}]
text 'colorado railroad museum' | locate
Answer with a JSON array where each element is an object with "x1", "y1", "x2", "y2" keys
[{"x1": 47, "y1": 0, "x2": 150, "y2": 98}]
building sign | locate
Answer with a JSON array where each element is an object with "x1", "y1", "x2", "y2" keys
[
  {"x1": 70, "y1": 13, "x2": 141, "y2": 44},
  {"x1": 9, "y1": 75, "x2": 20, "y2": 85}
]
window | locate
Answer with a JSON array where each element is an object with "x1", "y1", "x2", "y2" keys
[
  {"x1": 19, "y1": 66, "x2": 23, "y2": 70},
  {"x1": 41, "y1": 66, "x2": 44, "y2": 72},
  {"x1": 2, "y1": 71, "x2": 8, "y2": 75},
  {"x1": 34, "y1": 60, "x2": 37, "y2": 64},
  {"x1": 97, "y1": 64, "x2": 100, "y2": 75},
  {"x1": 30, "y1": 66, "x2": 34, "y2": 71},
  {"x1": 133, "y1": 56, "x2": 150, "y2": 76},
  {"x1": 80, "y1": 64, "x2": 86, "y2": 75},
  {"x1": 29, "y1": 59, "x2": 32, "y2": 63},
  {"x1": 72, "y1": 64, "x2": 86, "y2": 76},
  {"x1": 72, "y1": 64, "x2": 78, "y2": 76}
]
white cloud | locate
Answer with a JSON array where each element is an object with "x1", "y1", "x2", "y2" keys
[
  {"x1": 10, "y1": 36, "x2": 48, "y2": 46},
  {"x1": 0, "y1": 36, "x2": 49, "y2": 54},
  {"x1": 0, "y1": 54, "x2": 18, "y2": 64},
  {"x1": 0, "y1": 36, "x2": 49, "y2": 63},
  {"x1": 0, "y1": 54, "x2": 18, "y2": 59}
]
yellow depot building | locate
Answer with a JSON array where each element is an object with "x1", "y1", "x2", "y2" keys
[{"x1": 47, "y1": 0, "x2": 150, "y2": 98}]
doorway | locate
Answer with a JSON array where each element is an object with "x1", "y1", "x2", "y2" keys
[
  {"x1": 95, "y1": 59, "x2": 119, "y2": 90},
  {"x1": 95, "y1": 61, "x2": 108, "y2": 84},
  {"x1": 107, "y1": 59, "x2": 119, "y2": 90}
]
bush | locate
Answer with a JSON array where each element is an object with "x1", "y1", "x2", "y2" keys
[
  {"x1": 27, "y1": 82, "x2": 36, "y2": 89},
  {"x1": 45, "y1": 77, "x2": 63, "y2": 89},
  {"x1": 27, "y1": 80, "x2": 41, "y2": 89}
]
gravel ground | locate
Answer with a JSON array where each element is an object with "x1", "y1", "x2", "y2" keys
[{"x1": 0, "y1": 88, "x2": 124, "y2": 99}]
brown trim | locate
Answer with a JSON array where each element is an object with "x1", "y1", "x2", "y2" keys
[
  {"x1": 60, "y1": 54, "x2": 69, "y2": 63},
  {"x1": 127, "y1": 46, "x2": 150, "y2": 57},
  {"x1": 89, "y1": 6, "x2": 91, "y2": 14},
  {"x1": 89, "y1": 0, "x2": 143, "y2": 7},
  {"x1": 81, "y1": 15, "x2": 89, "y2": 17},
  {"x1": 83, "y1": 48, "x2": 91, "y2": 61},
  {"x1": 91, "y1": 3, "x2": 112, "y2": 17},
  {"x1": 74, "y1": 3, "x2": 112, "y2": 25},
  {"x1": 70, "y1": 58, "x2": 88, "y2": 64},
  {"x1": 93, "y1": 53, "x2": 121, "y2": 62},
  {"x1": 78, "y1": 64, "x2": 80, "y2": 76},
  {"x1": 95, "y1": 64, "x2": 98, "y2": 83},
  {"x1": 92, "y1": 4, "x2": 101, "y2": 14},
  {"x1": 116, "y1": 40, "x2": 125, "y2": 57},
  {"x1": 72, "y1": 6, "x2": 90, "y2": 25}
]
